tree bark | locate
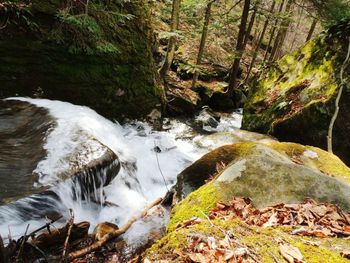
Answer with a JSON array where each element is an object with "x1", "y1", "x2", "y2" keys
[
  {"x1": 270, "y1": 0, "x2": 293, "y2": 61},
  {"x1": 245, "y1": 0, "x2": 276, "y2": 83},
  {"x1": 192, "y1": 0, "x2": 215, "y2": 89},
  {"x1": 243, "y1": 6, "x2": 257, "y2": 48},
  {"x1": 227, "y1": 0, "x2": 251, "y2": 96},
  {"x1": 269, "y1": 0, "x2": 289, "y2": 61},
  {"x1": 290, "y1": 5, "x2": 303, "y2": 50},
  {"x1": 159, "y1": 0, "x2": 181, "y2": 79},
  {"x1": 306, "y1": 18, "x2": 317, "y2": 42},
  {"x1": 263, "y1": 0, "x2": 285, "y2": 61}
]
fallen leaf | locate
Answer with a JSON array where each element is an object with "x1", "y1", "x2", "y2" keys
[
  {"x1": 279, "y1": 243, "x2": 305, "y2": 263},
  {"x1": 189, "y1": 252, "x2": 208, "y2": 263}
]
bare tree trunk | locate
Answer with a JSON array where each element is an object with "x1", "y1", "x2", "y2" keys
[
  {"x1": 227, "y1": 0, "x2": 251, "y2": 96},
  {"x1": 245, "y1": 0, "x2": 276, "y2": 83},
  {"x1": 290, "y1": 5, "x2": 303, "y2": 50},
  {"x1": 270, "y1": 0, "x2": 292, "y2": 61},
  {"x1": 327, "y1": 38, "x2": 350, "y2": 153},
  {"x1": 243, "y1": 6, "x2": 258, "y2": 48},
  {"x1": 252, "y1": 13, "x2": 261, "y2": 45},
  {"x1": 264, "y1": 0, "x2": 285, "y2": 61},
  {"x1": 306, "y1": 18, "x2": 317, "y2": 42},
  {"x1": 159, "y1": 0, "x2": 181, "y2": 79},
  {"x1": 269, "y1": 0, "x2": 288, "y2": 61},
  {"x1": 192, "y1": 0, "x2": 215, "y2": 89}
]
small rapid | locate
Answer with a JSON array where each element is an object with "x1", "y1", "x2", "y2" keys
[{"x1": 0, "y1": 98, "x2": 242, "y2": 246}]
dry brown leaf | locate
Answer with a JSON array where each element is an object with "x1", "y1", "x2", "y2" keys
[
  {"x1": 189, "y1": 252, "x2": 208, "y2": 263},
  {"x1": 263, "y1": 212, "x2": 278, "y2": 227},
  {"x1": 279, "y1": 243, "x2": 305, "y2": 263}
]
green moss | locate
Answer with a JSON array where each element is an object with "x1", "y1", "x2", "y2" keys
[
  {"x1": 266, "y1": 142, "x2": 350, "y2": 185},
  {"x1": 168, "y1": 183, "x2": 220, "y2": 232},
  {"x1": 147, "y1": 209, "x2": 350, "y2": 262}
]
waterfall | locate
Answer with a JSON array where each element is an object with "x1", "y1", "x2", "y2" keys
[{"x1": 0, "y1": 98, "x2": 242, "y2": 245}]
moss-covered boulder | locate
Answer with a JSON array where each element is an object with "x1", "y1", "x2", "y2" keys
[
  {"x1": 242, "y1": 19, "x2": 350, "y2": 164},
  {"x1": 175, "y1": 141, "x2": 350, "y2": 209},
  {"x1": 0, "y1": 0, "x2": 162, "y2": 119},
  {"x1": 145, "y1": 141, "x2": 350, "y2": 262}
]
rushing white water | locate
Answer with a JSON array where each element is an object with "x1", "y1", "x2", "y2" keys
[{"x1": 0, "y1": 98, "x2": 242, "y2": 245}]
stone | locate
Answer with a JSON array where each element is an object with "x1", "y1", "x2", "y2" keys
[
  {"x1": 144, "y1": 142, "x2": 350, "y2": 262},
  {"x1": 93, "y1": 222, "x2": 119, "y2": 241},
  {"x1": 175, "y1": 141, "x2": 350, "y2": 211}
]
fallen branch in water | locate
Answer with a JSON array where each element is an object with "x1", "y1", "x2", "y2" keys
[{"x1": 68, "y1": 197, "x2": 163, "y2": 260}]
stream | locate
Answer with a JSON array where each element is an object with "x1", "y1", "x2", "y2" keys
[{"x1": 0, "y1": 98, "x2": 242, "y2": 249}]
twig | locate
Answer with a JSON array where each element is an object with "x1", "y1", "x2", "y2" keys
[
  {"x1": 62, "y1": 209, "x2": 74, "y2": 260},
  {"x1": 68, "y1": 198, "x2": 163, "y2": 260},
  {"x1": 17, "y1": 224, "x2": 30, "y2": 260},
  {"x1": 27, "y1": 215, "x2": 63, "y2": 239},
  {"x1": 327, "y1": 37, "x2": 350, "y2": 153},
  {"x1": 154, "y1": 141, "x2": 169, "y2": 192}
]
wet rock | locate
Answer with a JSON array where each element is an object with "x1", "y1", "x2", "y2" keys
[
  {"x1": 194, "y1": 106, "x2": 220, "y2": 132},
  {"x1": 194, "y1": 130, "x2": 275, "y2": 151},
  {"x1": 0, "y1": 100, "x2": 54, "y2": 204},
  {"x1": 166, "y1": 85, "x2": 201, "y2": 116},
  {"x1": 146, "y1": 108, "x2": 163, "y2": 131},
  {"x1": 0, "y1": 99, "x2": 121, "y2": 221},
  {"x1": 93, "y1": 222, "x2": 119, "y2": 241},
  {"x1": 242, "y1": 19, "x2": 350, "y2": 165}
]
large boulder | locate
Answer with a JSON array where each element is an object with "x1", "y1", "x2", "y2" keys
[
  {"x1": 145, "y1": 141, "x2": 350, "y2": 262},
  {"x1": 242, "y1": 19, "x2": 350, "y2": 165},
  {"x1": 0, "y1": 0, "x2": 162, "y2": 120},
  {"x1": 174, "y1": 141, "x2": 350, "y2": 210}
]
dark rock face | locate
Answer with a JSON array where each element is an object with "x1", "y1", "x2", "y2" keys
[
  {"x1": 0, "y1": 1, "x2": 162, "y2": 120},
  {"x1": 242, "y1": 19, "x2": 350, "y2": 165},
  {"x1": 0, "y1": 100, "x2": 54, "y2": 204}
]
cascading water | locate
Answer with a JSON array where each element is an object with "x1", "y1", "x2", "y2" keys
[{"x1": 0, "y1": 98, "x2": 242, "y2": 248}]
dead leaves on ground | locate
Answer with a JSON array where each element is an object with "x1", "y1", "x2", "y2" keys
[
  {"x1": 173, "y1": 234, "x2": 259, "y2": 263},
  {"x1": 209, "y1": 197, "x2": 350, "y2": 238}
]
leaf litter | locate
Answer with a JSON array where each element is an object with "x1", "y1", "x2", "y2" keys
[{"x1": 165, "y1": 197, "x2": 350, "y2": 262}]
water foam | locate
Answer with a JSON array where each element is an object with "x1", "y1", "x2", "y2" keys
[{"x1": 1, "y1": 98, "x2": 242, "y2": 245}]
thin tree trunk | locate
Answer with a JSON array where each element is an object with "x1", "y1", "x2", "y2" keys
[
  {"x1": 290, "y1": 5, "x2": 303, "y2": 50},
  {"x1": 269, "y1": 0, "x2": 288, "y2": 61},
  {"x1": 243, "y1": 6, "x2": 257, "y2": 48},
  {"x1": 327, "y1": 38, "x2": 350, "y2": 153},
  {"x1": 264, "y1": 0, "x2": 285, "y2": 61},
  {"x1": 245, "y1": 0, "x2": 276, "y2": 83},
  {"x1": 252, "y1": 14, "x2": 261, "y2": 45},
  {"x1": 227, "y1": 0, "x2": 251, "y2": 96},
  {"x1": 192, "y1": 0, "x2": 215, "y2": 89},
  {"x1": 306, "y1": 18, "x2": 317, "y2": 42},
  {"x1": 159, "y1": 0, "x2": 181, "y2": 79},
  {"x1": 270, "y1": 0, "x2": 292, "y2": 61}
]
